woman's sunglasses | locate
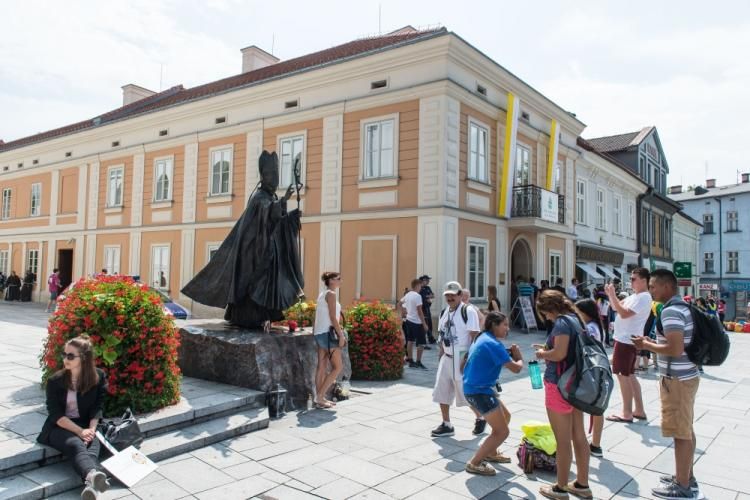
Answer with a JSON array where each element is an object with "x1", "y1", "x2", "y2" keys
[{"x1": 62, "y1": 352, "x2": 80, "y2": 361}]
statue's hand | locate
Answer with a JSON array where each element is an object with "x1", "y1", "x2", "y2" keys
[{"x1": 283, "y1": 184, "x2": 294, "y2": 201}]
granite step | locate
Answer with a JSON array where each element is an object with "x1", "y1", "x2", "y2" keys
[
  {"x1": 0, "y1": 381, "x2": 265, "y2": 478},
  {"x1": 0, "y1": 406, "x2": 269, "y2": 500}
]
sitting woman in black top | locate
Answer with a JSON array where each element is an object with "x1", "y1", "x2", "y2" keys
[{"x1": 38, "y1": 335, "x2": 109, "y2": 500}]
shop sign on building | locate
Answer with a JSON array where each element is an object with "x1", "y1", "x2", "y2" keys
[
  {"x1": 728, "y1": 281, "x2": 750, "y2": 292},
  {"x1": 540, "y1": 190, "x2": 559, "y2": 223},
  {"x1": 576, "y1": 245, "x2": 624, "y2": 266},
  {"x1": 677, "y1": 279, "x2": 692, "y2": 287},
  {"x1": 698, "y1": 283, "x2": 718, "y2": 291}
]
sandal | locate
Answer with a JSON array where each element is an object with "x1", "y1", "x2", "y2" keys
[
  {"x1": 605, "y1": 415, "x2": 633, "y2": 423},
  {"x1": 633, "y1": 414, "x2": 647, "y2": 420},
  {"x1": 314, "y1": 401, "x2": 333, "y2": 409}
]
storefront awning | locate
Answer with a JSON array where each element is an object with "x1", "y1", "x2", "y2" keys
[
  {"x1": 597, "y1": 265, "x2": 618, "y2": 280},
  {"x1": 576, "y1": 262, "x2": 604, "y2": 279}
]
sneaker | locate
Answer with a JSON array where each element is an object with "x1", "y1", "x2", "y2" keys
[
  {"x1": 472, "y1": 418, "x2": 487, "y2": 435},
  {"x1": 408, "y1": 361, "x2": 417, "y2": 368},
  {"x1": 539, "y1": 484, "x2": 569, "y2": 499},
  {"x1": 89, "y1": 470, "x2": 109, "y2": 493},
  {"x1": 423, "y1": 345, "x2": 432, "y2": 350},
  {"x1": 589, "y1": 443, "x2": 603, "y2": 457},
  {"x1": 465, "y1": 461, "x2": 496, "y2": 476},
  {"x1": 659, "y1": 474, "x2": 699, "y2": 493},
  {"x1": 431, "y1": 423, "x2": 455, "y2": 437},
  {"x1": 415, "y1": 361, "x2": 428, "y2": 370},
  {"x1": 566, "y1": 481, "x2": 593, "y2": 499},
  {"x1": 652, "y1": 481, "x2": 694, "y2": 499},
  {"x1": 80, "y1": 485, "x2": 97, "y2": 500},
  {"x1": 404, "y1": 358, "x2": 413, "y2": 365},
  {"x1": 485, "y1": 452, "x2": 511, "y2": 463}
]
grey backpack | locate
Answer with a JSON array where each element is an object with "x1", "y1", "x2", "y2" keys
[{"x1": 556, "y1": 316, "x2": 614, "y2": 416}]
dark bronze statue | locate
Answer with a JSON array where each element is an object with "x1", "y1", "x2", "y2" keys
[{"x1": 182, "y1": 151, "x2": 304, "y2": 328}]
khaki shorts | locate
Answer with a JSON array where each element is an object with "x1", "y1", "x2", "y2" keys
[
  {"x1": 432, "y1": 355, "x2": 468, "y2": 407},
  {"x1": 659, "y1": 376, "x2": 699, "y2": 440}
]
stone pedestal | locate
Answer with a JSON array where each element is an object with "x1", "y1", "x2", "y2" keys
[{"x1": 178, "y1": 323, "x2": 351, "y2": 407}]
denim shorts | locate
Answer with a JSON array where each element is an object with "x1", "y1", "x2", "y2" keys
[
  {"x1": 465, "y1": 393, "x2": 500, "y2": 416},
  {"x1": 314, "y1": 332, "x2": 340, "y2": 350}
]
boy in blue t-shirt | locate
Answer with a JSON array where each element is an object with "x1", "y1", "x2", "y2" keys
[{"x1": 462, "y1": 312, "x2": 524, "y2": 476}]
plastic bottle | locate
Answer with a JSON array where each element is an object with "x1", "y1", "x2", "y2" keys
[
  {"x1": 306, "y1": 393, "x2": 313, "y2": 411},
  {"x1": 528, "y1": 360, "x2": 543, "y2": 390}
]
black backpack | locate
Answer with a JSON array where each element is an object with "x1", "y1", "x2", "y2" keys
[{"x1": 658, "y1": 299, "x2": 730, "y2": 366}]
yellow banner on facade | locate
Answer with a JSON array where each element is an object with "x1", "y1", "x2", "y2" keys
[
  {"x1": 546, "y1": 119, "x2": 559, "y2": 191},
  {"x1": 498, "y1": 92, "x2": 521, "y2": 218}
]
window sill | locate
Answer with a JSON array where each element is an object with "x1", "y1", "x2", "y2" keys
[
  {"x1": 358, "y1": 177, "x2": 398, "y2": 189},
  {"x1": 206, "y1": 194, "x2": 233, "y2": 204},
  {"x1": 725, "y1": 230, "x2": 742, "y2": 233},
  {"x1": 104, "y1": 206, "x2": 123, "y2": 214},
  {"x1": 151, "y1": 200, "x2": 173, "y2": 209},
  {"x1": 726, "y1": 271, "x2": 740, "y2": 274},
  {"x1": 703, "y1": 232, "x2": 715, "y2": 235},
  {"x1": 466, "y1": 179, "x2": 492, "y2": 193}
]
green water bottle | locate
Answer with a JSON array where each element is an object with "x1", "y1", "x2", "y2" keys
[{"x1": 528, "y1": 360, "x2": 543, "y2": 390}]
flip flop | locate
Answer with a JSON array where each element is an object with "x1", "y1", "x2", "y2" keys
[
  {"x1": 633, "y1": 415, "x2": 648, "y2": 421},
  {"x1": 314, "y1": 401, "x2": 333, "y2": 409},
  {"x1": 606, "y1": 415, "x2": 633, "y2": 423}
]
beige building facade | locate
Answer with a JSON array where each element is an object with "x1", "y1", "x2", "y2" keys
[{"x1": 0, "y1": 28, "x2": 587, "y2": 314}]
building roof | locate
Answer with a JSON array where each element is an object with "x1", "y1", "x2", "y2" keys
[
  {"x1": 0, "y1": 28, "x2": 446, "y2": 153},
  {"x1": 576, "y1": 137, "x2": 648, "y2": 187},
  {"x1": 671, "y1": 181, "x2": 750, "y2": 202},
  {"x1": 586, "y1": 126, "x2": 655, "y2": 153}
]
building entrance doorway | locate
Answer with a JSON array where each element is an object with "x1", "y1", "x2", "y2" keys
[
  {"x1": 57, "y1": 249, "x2": 73, "y2": 292},
  {"x1": 509, "y1": 238, "x2": 533, "y2": 322}
]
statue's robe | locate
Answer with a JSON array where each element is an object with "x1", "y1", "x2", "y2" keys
[{"x1": 181, "y1": 188, "x2": 303, "y2": 328}]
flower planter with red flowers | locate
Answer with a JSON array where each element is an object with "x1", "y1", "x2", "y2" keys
[
  {"x1": 281, "y1": 300, "x2": 316, "y2": 329},
  {"x1": 344, "y1": 300, "x2": 403, "y2": 380},
  {"x1": 40, "y1": 276, "x2": 181, "y2": 416}
]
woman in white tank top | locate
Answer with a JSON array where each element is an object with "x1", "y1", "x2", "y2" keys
[{"x1": 314, "y1": 271, "x2": 346, "y2": 409}]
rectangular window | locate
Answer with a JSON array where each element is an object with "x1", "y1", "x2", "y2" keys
[
  {"x1": 613, "y1": 195, "x2": 621, "y2": 235},
  {"x1": 468, "y1": 121, "x2": 489, "y2": 183},
  {"x1": 103, "y1": 246, "x2": 121, "y2": 275},
  {"x1": 628, "y1": 202, "x2": 635, "y2": 238},
  {"x1": 549, "y1": 252, "x2": 562, "y2": 285},
  {"x1": 703, "y1": 214, "x2": 714, "y2": 234},
  {"x1": 665, "y1": 218, "x2": 671, "y2": 251},
  {"x1": 27, "y1": 249, "x2": 39, "y2": 277},
  {"x1": 642, "y1": 208, "x2": 650, "y2": 244},
  {"x1": 704, "y1": 252, "x2": 714, "y2": 273},
  {"x1": 107, "y1": 166, "x2": 124, "y2": 207},
  {"x1": 467, "y1": 240, "x2": 488, "y2": 300},
  {"x1": 151, "y1": 245, "x2": 170, "y2": 290},
  {"x1": 1, "y1": 188, "x2": 11, "y2": 219},
  {"x1": 30, "y1": 183, "x2": 41, "y2": 216},
  {"x1": 279, "y1": 135, "x2": 304, "y2": 188},
  {"x1": 553, "y1": 161, "x2": 562, "y2": 194},
  {"x1": 153, "y1": 158, "x2": 173, "y2": 202},
  {"x1": 576, "y1": 180, "x2": 586, "y2": 224},
  {"x1": 728, "y1": 211, "x2": 739, "y2": 232},
  {"x1": 514, "y1": 145, "x2": 531, "y2": 186},
  {"x1": 363, "y1": 118, "x2": 395, "y2": 179},
  {"x1": 596, "y1": 188, "x2": 606, "y2": 229},
  {"x1": 210, "y1": 148, "x2": 232, "y2": 195},
  {"x1": 728, "y1": 251, "x2": 739, "y2": 273},
  {"x1": 0, "y1": 250, "x2": 7, "y2": 275}
]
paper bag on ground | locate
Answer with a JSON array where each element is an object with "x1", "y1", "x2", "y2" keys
[{"x1": 97, "y1": 431, "x2": 157, "y2": 488}]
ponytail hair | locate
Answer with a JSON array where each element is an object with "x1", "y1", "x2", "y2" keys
[{"x1": 321, "y1": 271, "x2": 340, "y2": 288}]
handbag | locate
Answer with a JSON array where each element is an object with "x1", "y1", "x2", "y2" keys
[{"x1": 97, "y1": 408, "x2": 144, "y2": 451}]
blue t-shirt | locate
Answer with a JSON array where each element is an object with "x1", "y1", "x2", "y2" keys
[
  {"x1": 463, "y1": 332, "x2": 512, "y2": 395},
  {"x1": 543, "y1": 314, "x2": 579, "y2": 383}
]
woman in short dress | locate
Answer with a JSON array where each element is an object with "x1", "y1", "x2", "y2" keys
[{"x1": 313, "y1": 271, "x2": 347, "y2": 409}]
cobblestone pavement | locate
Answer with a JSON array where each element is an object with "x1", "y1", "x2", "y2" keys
[{"x1": 2, "y1": 301, "x2": 749, "y2": 499}]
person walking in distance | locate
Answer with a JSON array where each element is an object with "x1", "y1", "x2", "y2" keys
[
  {"x1": 605, "y1": 268, "x2": 652, "y2": 423},
  {"x1": 567, "y1": 278, "x2": 580, "y2": 300},
  {"x1": 632, "y1": 269, "x2": 701, "y2": 499},
  {"x1": 399, "y1": 279, "x2": 429, "y2": 369},
  {"x1": 419, "y1": 275, "x2": 437, "y2": 346},
  {"x1": 46, "y1": 268, "x2": 61, "y2": 313}
]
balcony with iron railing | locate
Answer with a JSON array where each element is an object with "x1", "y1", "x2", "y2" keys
[{"x1": 511, "y1": 185, "x2": 565, "y2": 224}]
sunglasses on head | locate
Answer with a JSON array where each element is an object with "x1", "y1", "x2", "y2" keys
[{"x1": 62, "y1": 352, "x2": 80, "y2": 361}]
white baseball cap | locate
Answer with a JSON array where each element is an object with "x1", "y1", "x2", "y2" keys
[{"x1": 443, "y1": 281, "x2": 462, "y2": 295}]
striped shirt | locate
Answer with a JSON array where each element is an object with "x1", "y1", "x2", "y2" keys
[{"x1": 657, "y1": 295, "x2": 699, "y2": 381}]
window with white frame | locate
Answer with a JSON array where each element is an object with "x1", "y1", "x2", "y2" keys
[
  {"x1": 467, "y1": 239, "x2": 488, "y2": 299},
  {"x1": 628, "y1": 202, "x2": 635, "y2": 238},
  {"x1": 728, "y1": 251, "x2": 739, "y2": 273},
  {"x1": 279, "y1": 135, "x2": 304, "y2": 189},
  {"x1": 363, "y1": 118, "x2": 396, "y2": 179},
  {"x1": 549, "y1": 252, "x2": 561, "y2": 285},
  {"x1": 0, "y1": 250, "x2": 7, "y2": 275},
  {"x1": 703, "y1": 213, "x2": 714, "y2": 233},
  {"x1": 151, "y1": 245, "x2": 170, "y2": 290},
  {"x1": 107, "y1": 166, "x2": 124, "y2": 207},
  {"x1": 210, "y1": 147, "x2": 232, "y2": 196},
  {"x1": 576, "y1": 180, "x2": 586, "y2": 224},
  {"x1": 514, "y1": 145, "x2": 531, "y2": 186},
  {"x1": 2, "y1": 188, "x2": 11, "y2": 219},
  {"x1": 468, "y1": 121, "x2": 489, "y2": 183},
  {"x1": 613, "y1": 195, "x2": 622, "y2": 234},
  {"x1": 704, "y1": 252, "x2": 714, "y2": 273},
  {"x1": 207, "y1": 244, "x2": 220, "y2": 263},
  {"x1": 103, "y1": 246, "x2": 121, "y2": 275},
  {"x1": 27, "y1": 249, "x2": 39, "y2": 277},
  {"x1": 552, "y1": 161, "x2": 562, "y2": 194},
  {"x1": 153, "y1": 157, "x2": 173, "y2": 202},
  {"x1": 596, "y1": 188, "x2": 606, "y2": 229},
  {"x1": 728, "y1": 211, "x2": 739, "y2": 232},
  {"x1": 30, "y1": 183, "x2": 41, "y2": 216}
]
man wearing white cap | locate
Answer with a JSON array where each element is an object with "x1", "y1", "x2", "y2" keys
[{"x1": 431, "y1": 281, "x2": 481, "y2": 437}]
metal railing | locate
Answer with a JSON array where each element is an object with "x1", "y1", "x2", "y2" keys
[{"x1": 511, "y1": 185, "x2": 565, "y2": 224}]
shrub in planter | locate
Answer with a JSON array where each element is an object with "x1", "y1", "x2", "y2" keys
[
  {"x1": 282, "y1": 300, "x2": 316, "y2": 329},
  {"x1": 40, "y1": 276, "x2": 181, "y2": 416},
  {"x1": 344, "y1": 300, "x2": 403, "y2": 380}
]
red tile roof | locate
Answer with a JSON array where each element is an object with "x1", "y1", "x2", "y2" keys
[
  {"x1": 0, "y1": 28, "x2": 446, "y2": 153},
  {"x1": 576, "y1": 136, "x2": 647, "y2": 185},
  {"x1": 586, "y1": 126, "x2": 654, "y2": 153}
]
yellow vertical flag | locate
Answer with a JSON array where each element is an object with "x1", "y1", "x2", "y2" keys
[
  {"x1": 498, "y1": 92, "x2": 521, "y2": 218},
  {"x1": 546, "y1": 120, "x2": 559, "y2": 192}
]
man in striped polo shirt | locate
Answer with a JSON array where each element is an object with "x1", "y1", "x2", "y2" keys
[{"x1": 632, "y1": 269, "x2": 700, "y2": 500}]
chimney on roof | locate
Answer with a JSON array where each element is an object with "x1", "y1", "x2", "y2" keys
[
  {"x1": 742, "y1": 173, "x2": 749, "y2": 183},
  {"x1": 122, "y1": 84, "x2": 156, "y2": 106},
  {"x1": 241, "y1": 46, "x2": 279, "y2": 73},
  {"x1": 669, "y1": 185, "x2": 682, "y2": 194},
  {"x1": 706, "y1": 178, "x2": 716, "y2": 188}
]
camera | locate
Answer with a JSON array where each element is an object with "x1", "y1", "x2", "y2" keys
[{"x1": 439, "y1": 329, "x2": 451, "y2": 347}]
